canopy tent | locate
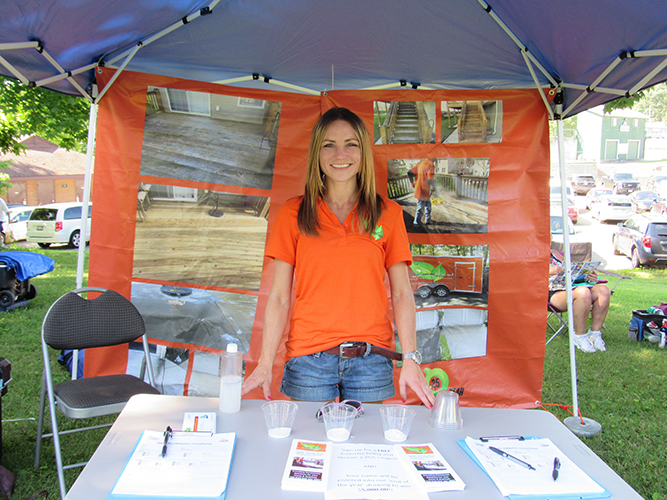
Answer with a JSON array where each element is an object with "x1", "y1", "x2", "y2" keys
[
  {"x1": 1, "y1": 0, "x2": 666, "y2": 114},
  {"x1": 2, "y1": 1, "x2": 666, "y2": 433}
]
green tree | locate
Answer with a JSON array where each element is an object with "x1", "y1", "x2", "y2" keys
[
  {"x1": 633, "y1": 83, "x2": 667, "y2": 121},
  {"x1": 0, "y1": 76, "x2": 90, "y2": 153}
]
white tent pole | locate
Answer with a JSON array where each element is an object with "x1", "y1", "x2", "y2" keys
[
  {"x1": 561, "y1": 83, "x2": 627, "y2": 96},
  {"x1": 633, "y1": 48, "x2": 667, "y2": 57},
  {"x1": 628, "y1": 56, "x2": 667, "y2": 96},
  {"x1": 34, "y1": 63, "x2": 97, "y2": 88},
  {"x1": 0, "y1": 54, "x2": 29, "y2": 85},
  {"x1": 0, "y1": 41, "x2": 40, "y2": 50},
  {"x1": 476, "y1": 0, "x2": 558, "y2": 88},
  {"x1": 76, "y1": 86, "x2": 98, "y2": 290},
  {"x1": 521, "y1": 50, "x2": 554, "y2": 120},
  {"x1": 96, "y1": 43, "x2": 142, "y2": 102},
  {"x1": 556, "y1": 119, "x2": 578, "y2": 416},
  {"x1": 38, "y1": 47, "x2": 93, "y2": 102}
]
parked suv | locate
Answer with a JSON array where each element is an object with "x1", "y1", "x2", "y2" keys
[
  {"x1": 571, "y1": 175, "x2": 596, "y2": 195},
  {"x1": 612, "y1": 172, "x2": 641, "y2": 195},
  {"x1": 27, "y1": 202, "x2": 92, "y2": 248},
  {"x1": 612, "y1": 214, "x2": 667, "y2": 268}
]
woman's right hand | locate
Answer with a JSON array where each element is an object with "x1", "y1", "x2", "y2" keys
[{"x1": 241, "y1": 363, "x2": 273, "y2": 400}]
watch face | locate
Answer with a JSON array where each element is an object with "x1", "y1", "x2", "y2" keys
[{"x1": 404, "y1": 351, "x2": 422, "y2": 364}]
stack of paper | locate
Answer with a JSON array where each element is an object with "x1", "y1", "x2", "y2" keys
[
  {"x1": 108, "y1": 431, "x2": 236, "y2": 500},
  {"x1": 460, "y1": 436, "x2": 609, "y2": 499}
]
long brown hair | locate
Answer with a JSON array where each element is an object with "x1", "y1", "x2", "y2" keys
[{"x1": 298, "y1": 107, "x2": 383, "y2": 236}]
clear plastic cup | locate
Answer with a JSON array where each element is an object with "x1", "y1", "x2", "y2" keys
[
  {"x1": 428, "y1": 389, "x2": 463, "y2": 430},
  {"x1": 379, "y1": 405, "x2": 417, "y2": 442},
  {"x1": 321, "y1": 403, "x2": 357, "y2": 442},
  {"x1": 262, "y1": 401, "x2": 298, "y2": 438}
]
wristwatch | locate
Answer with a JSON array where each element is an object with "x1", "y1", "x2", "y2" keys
[{"x1": 402, "y1": 350, "x2": 422, "y2": 365}]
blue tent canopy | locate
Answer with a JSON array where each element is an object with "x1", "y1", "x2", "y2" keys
[{"x1": 1, "y1": 0, "x2": 666, "y2": 116}]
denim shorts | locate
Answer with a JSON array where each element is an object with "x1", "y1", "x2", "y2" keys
[{"x1": 280, "y1": 351, "x2": 395, "y2": 402}]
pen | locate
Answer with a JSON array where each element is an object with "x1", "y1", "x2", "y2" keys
[
  {"x1": 161, "y1": 425, "x2": 172, "y2": 457},
  {"x1": 553, "y1": 456, "x2": 561, "y2": 481},
  {"x1": 489, "y1": 446, "x2": 536, "y2": 470}
]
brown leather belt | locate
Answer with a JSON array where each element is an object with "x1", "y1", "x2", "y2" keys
[{"x1": 323, "y1": 342, "x2": 402, "y2": 361}]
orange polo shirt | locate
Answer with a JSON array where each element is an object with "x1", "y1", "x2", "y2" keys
[{"x1": 265, "y1": 196, "x2": 412, "y2": 358}]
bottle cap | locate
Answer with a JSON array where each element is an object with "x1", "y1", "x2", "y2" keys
[{"x1": 226, "y1": 343, "x2": 238, "y2": 353}]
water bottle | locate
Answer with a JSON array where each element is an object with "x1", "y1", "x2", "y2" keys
[
  {"x1": 219, "y1": 343, "x2": 242, "y2": 413},
  {"x1": 647, "y1": 306, "x2": 664, "y2": 315}
]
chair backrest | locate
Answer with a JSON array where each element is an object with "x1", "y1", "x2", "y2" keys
[
  {"x1": 43, "y1": 288, "x2": 146, "y2": 351},
  {"x1": 550, "y1": 240, "x2": 593, "y2": 263}
]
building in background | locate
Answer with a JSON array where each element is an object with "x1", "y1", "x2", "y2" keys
[
  {"x1": 0, "y1": 136, "x2": 86, "y2": 206},
  {"x1": 577, "y1": 107, "x2": 648, "y2": 162}
]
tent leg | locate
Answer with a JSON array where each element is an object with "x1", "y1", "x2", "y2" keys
[
  {"x1": 76, "y1": 89, "x2": 98, "y2": 289},
  {"x1": 556, "y1": 119, "x2": 602, "y2": 437}
]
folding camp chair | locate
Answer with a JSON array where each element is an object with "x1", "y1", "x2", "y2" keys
[
  {"x1": 34, "y1": 287, "x2": 160, "y2": 500},
  {"x1": 547, "y1": 301, "x2": 568, "y2": 344}
]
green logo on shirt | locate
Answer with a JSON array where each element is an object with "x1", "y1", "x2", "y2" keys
[{"x1": 372, "y1": 225, "x2": 384, "y2": 240}]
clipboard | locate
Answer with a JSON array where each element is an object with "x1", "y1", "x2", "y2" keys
[
  {"x1": 457, "y1": 437, "x2": 611, "y2": 500},
  {"x1": 107, "y1": 430, "x2": 236, "y2": 500}
]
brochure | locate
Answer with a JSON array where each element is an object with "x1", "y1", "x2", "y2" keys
[
  {"x1": 394, "y1": 443, "x2": 466, "y2": 493},
  {"x1": 281, "y1": 439, "x2": 465, "y2": 500},
  {"x1": 281, "y1": 440, "x2": 332, "y2": 492}
]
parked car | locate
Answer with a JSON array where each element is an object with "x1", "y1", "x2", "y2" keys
[
  {"x1": 591, "y1": 194, "x2": 633, "y2": 222},
  {"x1": 5, "y1": 206, "x2": 35, "y2": 242},
  {"x1": 26, "y1": 202, "x2": 92, "y2": 248},
  {"x1": 612, "y1": 214, "x2": 667, "y2": 267},
  {"x1": 571, "y1": 174, "x2": 596, "y2": 195},
  {"x1": 549, "y1": 209, "x2": 585, "y2": 243},
  {"x1": 612, "y1": 172, "x2": 641, "y2": 195},
  {"x1": 550, "y1": 196, "x2": 578, "y2": 224},
  {"x1": 628, "y1": 190, "x2": 658, "y2": 213},
  {"x1": 651, "y1": 196, "x2": 667, "y2": 216},
  {"x1": 585, "y1": 188, "x2": 613, "y2": 210}
]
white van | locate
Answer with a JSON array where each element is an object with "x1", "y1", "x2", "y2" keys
[{"x1": 27, "y1": 202, "x2": 92, "y2": 248}]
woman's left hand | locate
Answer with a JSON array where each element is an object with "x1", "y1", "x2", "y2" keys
[{"x1": 399, "y1": 359, "x2": 435, "y2": 408}]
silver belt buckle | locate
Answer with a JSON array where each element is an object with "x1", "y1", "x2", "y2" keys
[{"x1": 339, "y1": 342, "x2": 355, "y2": 358}]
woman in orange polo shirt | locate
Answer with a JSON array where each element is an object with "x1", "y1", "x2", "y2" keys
[{"x1": 242, "y1": 107, "x2": 434, "y2": 407}]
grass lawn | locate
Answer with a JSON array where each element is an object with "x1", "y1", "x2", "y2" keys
[{"x1": 1, "y1": 247, "x2": 666, "y2": 499}]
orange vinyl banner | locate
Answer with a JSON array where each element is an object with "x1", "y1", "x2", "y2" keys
[{"x1": 88, "y1": 69, "x2": 550, "y2": 408}]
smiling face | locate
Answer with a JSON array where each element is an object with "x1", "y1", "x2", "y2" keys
[{"x1": 319, "y1": 120, "x2": 361, "y2": 188}]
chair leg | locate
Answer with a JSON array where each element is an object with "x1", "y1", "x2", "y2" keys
[{"x1": 34, "y1": 371, "x2": 47, "y2": 469}]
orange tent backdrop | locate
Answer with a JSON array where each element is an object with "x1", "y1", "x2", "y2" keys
[{"x1": 86, "y1": 69, "x2": 550, "y2": 408}]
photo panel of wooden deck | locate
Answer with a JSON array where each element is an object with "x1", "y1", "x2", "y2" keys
[{"x1": 141, "y1": 87, "x2": 281, "y2": 190}]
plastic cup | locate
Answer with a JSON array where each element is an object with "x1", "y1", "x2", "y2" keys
[
  {"x1": 262, "y1": 401, "x2": 298, "y2": 438},
  {"x1": 428, "y1": 390, "x2": 463, "y2": 430},
  {"x1": 379, "y1": 405, "x2": 416, "y2": 442},
  {"x1": 321, "y1": 403, "x2": 357, "y2": 442}
]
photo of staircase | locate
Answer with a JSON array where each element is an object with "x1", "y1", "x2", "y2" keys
[
  {"x1": 374, "y1": 101, "x2": 435, "y2": 144},
  {"x1": 442, "y1": 100, "x2": 503, "y2": 144}
]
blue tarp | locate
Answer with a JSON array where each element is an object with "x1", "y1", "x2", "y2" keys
[
  {"x1": 0, "y1": 252, "x2": 55, "y2": 282},
  {"x1": 1, "y1": 0, "x2": 666, "y2": 116}
]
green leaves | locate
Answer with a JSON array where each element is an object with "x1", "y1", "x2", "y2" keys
[
  {"x1": 410, "y1": 261, "x2": 447, "y2": 282},
  {"x1": 0, "y1": 76, "x2": 90, "y2": 152}
]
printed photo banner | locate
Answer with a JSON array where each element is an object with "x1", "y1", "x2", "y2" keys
[{"x1": 88, "y1": 69, "x2": 550, "y2": 408}]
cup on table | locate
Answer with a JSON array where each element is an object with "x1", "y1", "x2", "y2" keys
[
  {"x1": 379, "y1": 405, "x2": 416, "y2": 442},
  {"x1": 429, "y1": 389, "x2": 463, "y2": 430},
  {"x1": 321, "y1": 403, "x2": 357, "y2": 442},
  {"x1": 262, "y1": 401, "x2": 298, "y2": 438}
]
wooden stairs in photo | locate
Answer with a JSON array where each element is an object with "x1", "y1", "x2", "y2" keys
[
  {"x1": 391, "y1": 102, "x2": 422, "y2": 144},
  {"x1": 458, "y1": 101, "x2": 487, "y2": 143}
]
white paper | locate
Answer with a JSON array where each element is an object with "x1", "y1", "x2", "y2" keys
[
  {"x1": 111, "y1": 431, "x2": 235, "y2": 497},
  {"x1": 325, "y1": 443, "x2": 428, "y2": 500},
  {"x1": 464, "y1": 436, "x2": 606, "y2": 497},
  {"x1": 281, "y1": 439, "x2": 332, "y2": 492},
  {"x1": 394, "y1": 443, "x2": 466, "y2": 492}
]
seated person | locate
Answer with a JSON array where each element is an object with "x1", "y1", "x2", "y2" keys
[{"x1": 549, "y1": 249, "x2": 611, "y2": 352}]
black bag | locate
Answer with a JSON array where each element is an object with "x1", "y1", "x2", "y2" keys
[{"x1": 629, "y1": 310, "x2": 665, "y2": 341}]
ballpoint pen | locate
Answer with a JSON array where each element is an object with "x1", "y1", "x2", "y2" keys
[
  {"x1": 488, "y1": 446, "x2": 536, "y2": 470},
  {"x1": 161, "y1": 425, "x2": 173, "y2": 457},
  {"x1": 553, "y1": 456, "x2": 561, "y2": 481}
]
